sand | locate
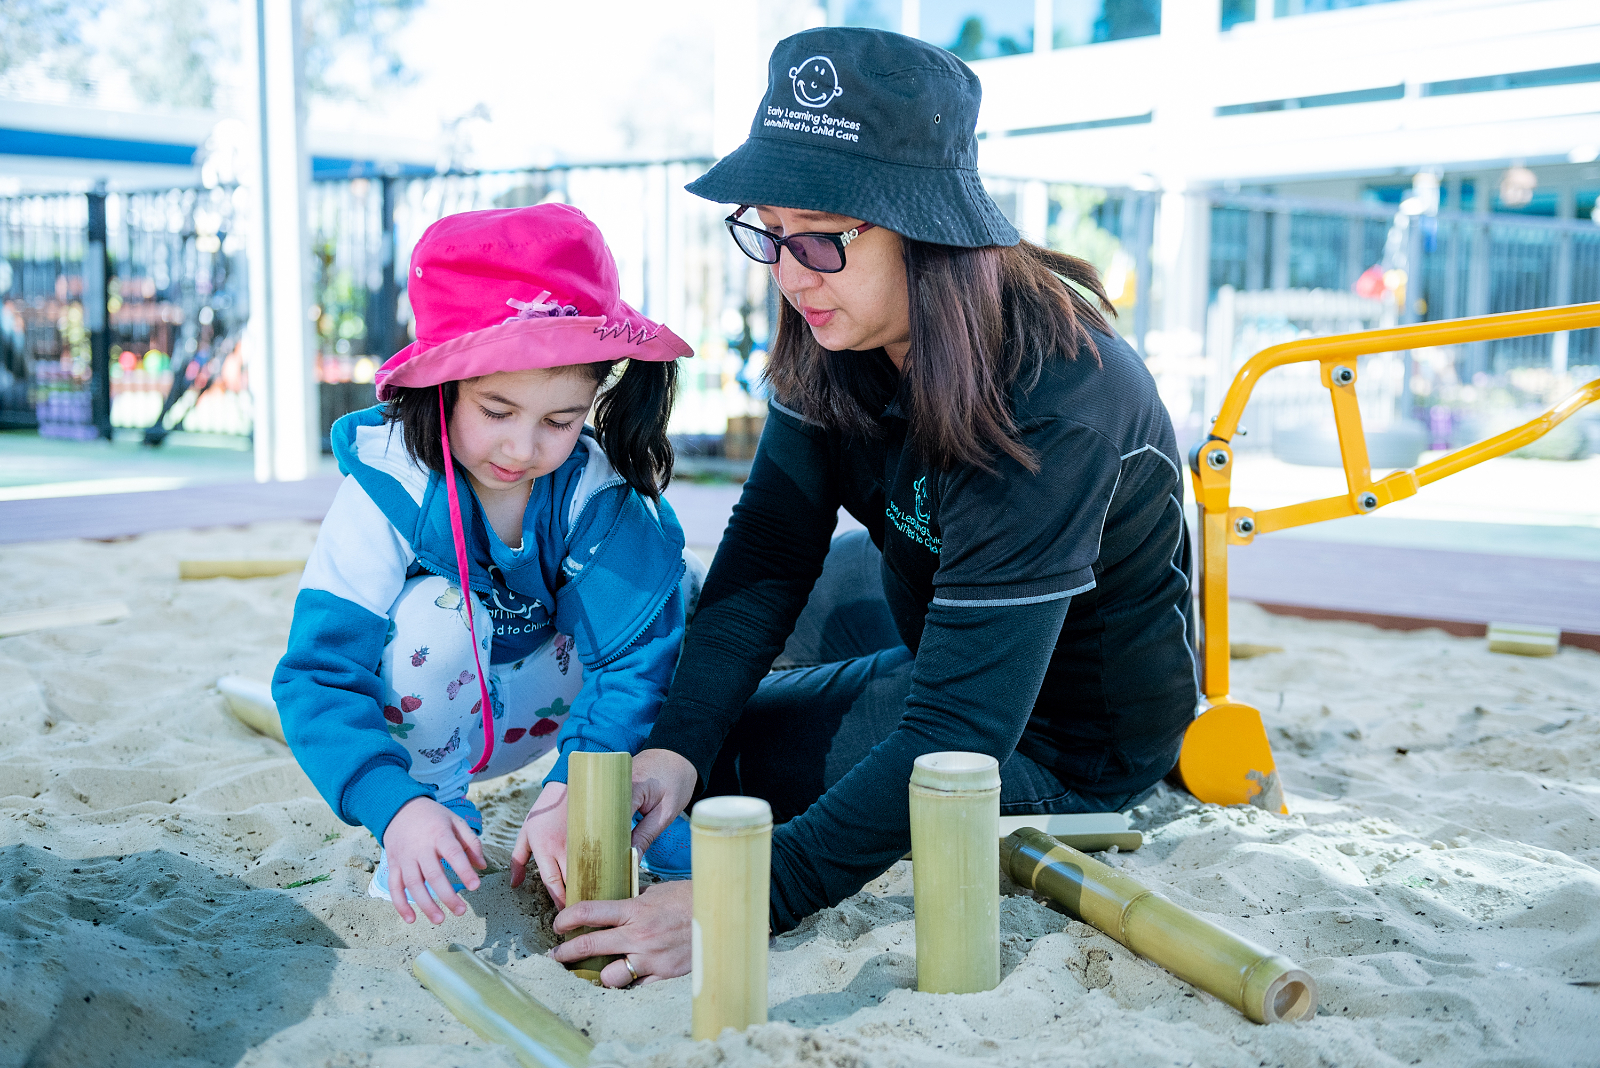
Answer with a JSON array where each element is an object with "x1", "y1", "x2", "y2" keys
[{"x1": 2, "y1": 522, "x2": 1598, "y2": 1068}]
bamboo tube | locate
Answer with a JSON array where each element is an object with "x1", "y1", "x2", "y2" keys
[
  {"x1": 563, "y1": 751, "x2": 632, "y2": 982},
  {"x1": 909, "y1": 752, "x2": 1000, "y2": 994},
  {"x1": 412, "y1": 943, "x2": 593, "y2": 1068},
  {"x1": 690, "y1": 795, "x2": 771, "y2": 1040},
  {"x1": 0, "y1": 600, "x2": 129, "y2": 638},
  {"x1": 217, "y1": 675, "x2": 286, "y2": 744},
  {"x1": 1001, "y1": 828, "x2": 1317, "y2": 1024},
  {"x1": 179, "y1": 559, "x2": 305, "y2": 580}
]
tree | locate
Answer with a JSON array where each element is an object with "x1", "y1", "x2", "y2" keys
[{"x1": 0, "y1": 0, "x2": 423, "y2": 109}]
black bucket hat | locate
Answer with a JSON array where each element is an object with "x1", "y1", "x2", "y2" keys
[{"x1": 686, "y1": 26, "x2": 1019, "y2": 249}]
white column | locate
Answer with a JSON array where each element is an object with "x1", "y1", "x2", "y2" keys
[
  {"x1": 901, "y1": 0, "x2": 921, "y2": 38},
  {"x1": 243, "y1": 0, "x2": 316, "y2": 482},
  {"x1": 1033, "y1": 0, "x2": 1051, "y2": 51},
  {"x1": 713, "y1": 0, "x2": 764, "y2": 159},
  {"x1": 1018, "y1": 180, "x2": 1050, "y2": 245}
]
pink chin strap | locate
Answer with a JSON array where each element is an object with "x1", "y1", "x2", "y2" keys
[{"x1": 438, "y1": 385, "x2": 497, "y2": 775}]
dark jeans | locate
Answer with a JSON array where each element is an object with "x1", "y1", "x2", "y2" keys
[{"x1": 705, "y1": 531, "x2": 1157, "y2": 823}]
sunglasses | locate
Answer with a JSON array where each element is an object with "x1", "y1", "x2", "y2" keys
[{"x1": 724, "y1": 206, "x2": 876, "y2": 274}]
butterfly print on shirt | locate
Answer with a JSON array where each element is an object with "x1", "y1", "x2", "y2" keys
[{"x1": 417, "y1": 728, "x2": 461, "y2": 764}]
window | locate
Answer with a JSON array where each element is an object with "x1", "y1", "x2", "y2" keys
[
  {"x1": 1051, "y1": 0, "x2": 1161, "y2": 48},
  {"x1": 921, "y1": 1, "x2": 1035, "y2": 60},
  {"x1": 1275, "y1": 0, "x2": 1409, "y2": 14},
  {"x1": 829, "y1": 0, "x2": 899, "y2": 31}
]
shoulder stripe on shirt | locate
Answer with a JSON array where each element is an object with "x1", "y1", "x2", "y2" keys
[
  {"x1": 769, "y1": 398, "x2": 822, "y2": 426},
  {"x1": 931, "y1": 580, "x2": 1095, "y2": 608},
  {"x1": 1120, "y1": 442, "x2": 1183, "y2": 483}
]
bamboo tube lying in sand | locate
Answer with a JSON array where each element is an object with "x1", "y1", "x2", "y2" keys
[
  {"x1": 564, "y1": 751, "x2": 632, "y2": 982},
  {"x1": 216, "y1": 676, "x2": 286, "y2": 744},
  {"x1": 413, "y1": 943, "x2": 593, "y2": 1068},
  {"x1": 910, "y1": 752, "x2": 1001, "y2": 994},
  {"x1": 0, "y1": 600, "x2": 129, "y2": 638},
  {"x1": 1001, "y1": 827, "x2": 1317, "y2": 1024},
  {"x1": 691, "y1": 796, "x2": 772, "y2": 1040},
  {"x1": 178, "y1": 559, "x2": 306, "y2": 580}
]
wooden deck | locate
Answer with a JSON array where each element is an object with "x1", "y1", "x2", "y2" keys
[
  {"x1": 2, "y1": 476, "x2": 1595, "y2": 649},
  {"x1": 1231, "y1": 536, "x2": 1600, "y2": 650},
  {"x1": 0, "y1": 477, "x2": 344, "y2": 544}
]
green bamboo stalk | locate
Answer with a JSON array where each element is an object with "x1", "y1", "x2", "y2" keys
[
  {"x1": 412, "y1": 943, "x2": 593, "y2": 1068},
  {"x1": 910, "y1": 752, "x2": 1001, "y2": 994},
  {"x1": 691, "y1": 795, "x2": 772, "y2": 1040},
  {"x1": 1001, "y1": 827, "x2": 1317, "y2": 1024},
  {"x1": 565, "y1": 751, "x2": 632, "y2": 981}
]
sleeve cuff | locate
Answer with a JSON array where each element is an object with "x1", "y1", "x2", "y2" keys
[
  {"x1": 931, "y1": 567, "x2": 1095, "y2": 608},
  {"x1": 544, "y1": 735, "x2": 615, "y2": 786},
  {"x1": 342, "y1": 760, "x2": 434, "y2": 842}
]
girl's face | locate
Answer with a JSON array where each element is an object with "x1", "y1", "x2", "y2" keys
[
  {"x1": 449, "y1": 369, "x2": 598, "y2": 498},
  {"x1": 754, "y1": 206, "x2": 912, "y2": 368}
]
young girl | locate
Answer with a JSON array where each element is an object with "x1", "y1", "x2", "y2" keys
[{"x1": 274, "y1": 203, "x2": 697, "y2": 925}]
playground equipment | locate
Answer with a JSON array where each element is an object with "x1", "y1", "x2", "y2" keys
[
  {"x1": 1179, "y1": 302, "x2": 1600, "y2": 810},
  {"x1": 690, "y1": 795, "x2": 772, "y2": 1040},
  {"x1": 0, "y1": 600, "x2": 129, "y2": 638},
  {"x1": 413, "y1": 944, "x2": 593, "y2": 1068},
  {"x1": 217, "y1": 675, "x2": 286, "y2": 743},
  {"x1": 1002, "y1": 828, "x2": 1316, "y2": 1024},
  {"x1": 178, "y1": 559, "x2": 305, "y2": 580},
  {"x1": 909, "y1": 752, "x2": 1001, "y2": 994},
  {"x1": 564, "y1": 751, "x2": 634, "y2": 982}
]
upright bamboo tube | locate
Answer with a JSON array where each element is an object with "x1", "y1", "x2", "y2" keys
[
  {"x1": 909, "y1": 752, "x2": 1001, "y2": 994},
  {"x1": 1001, "y1": 828, "x2": 1317, "y2": 1024},
  {"x1": 690, "y1": 795, "x2": 771, "y2": 1040},
  {"x1": 413, "y1": 943, "x2": 593, "y2": 1068},
  {"x1": 564, "y1": 751, "x2": 632, "y2": 982}
]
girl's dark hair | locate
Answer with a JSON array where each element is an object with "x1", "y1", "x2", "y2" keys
[
  {"x1": 384, "y1": 358, "x2": 677, "y2": 499},
  {"x1": 766, "y1": 239, "x2": 1114, "y2": 473}
]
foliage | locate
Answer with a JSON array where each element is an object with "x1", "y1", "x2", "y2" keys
[
  {"x1": 0, "y1": 0, "x2": 422, "y2": 108},
  {"x1": 0, "y1": 0, "x2": 104, "y2": 89},
  {"x1": 303, "y1": 0, "x2": 424, "y2": 101}
]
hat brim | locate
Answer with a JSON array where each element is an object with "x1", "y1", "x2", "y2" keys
[
  {"x1": 375, "y1": 312, "x2": 691, "y2": 400},
  {"x1": 687, "y1": 135, "x2": 1019, "y2": 249}
]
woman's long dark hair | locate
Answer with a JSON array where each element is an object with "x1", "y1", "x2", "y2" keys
[
  {"x1": 384, "y1": 358, "x2": 677, "y2": 499},
  {"x1": 766, "y1": 239, "x2": 1115, "y2": 473}
]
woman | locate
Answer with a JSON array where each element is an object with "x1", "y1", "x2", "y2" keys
[{"x1": 535, "y1": 25, "x2": 1196, "y2": 987}]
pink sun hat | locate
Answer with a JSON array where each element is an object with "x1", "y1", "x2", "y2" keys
[{"x1": 374, "y1": 203, "x2": 691, "y2": 400}]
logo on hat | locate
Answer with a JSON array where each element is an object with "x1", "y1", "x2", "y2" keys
[{"x1": 789, "y1": 56, "x2": 843, "y2": 109}]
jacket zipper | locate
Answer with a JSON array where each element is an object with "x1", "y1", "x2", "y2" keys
[{"x1": 593, "y1": 558, "x2": 686, "y2": 668}]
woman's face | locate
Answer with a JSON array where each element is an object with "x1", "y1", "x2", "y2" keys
[
  {"x1": 448, "y1": 368, "x2": 598, "y2": 498},
  {"x1": 754, "y1": 206, "x2": 912, "y2": 367}
]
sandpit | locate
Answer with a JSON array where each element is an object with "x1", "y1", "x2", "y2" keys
[{"x1": 2, "y1": 521, "x2": 1597, "y2": 1067}]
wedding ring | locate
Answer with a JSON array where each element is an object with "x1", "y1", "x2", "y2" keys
[{"x1": 623, "y1": 956, "x2": 639, "y2": 983}]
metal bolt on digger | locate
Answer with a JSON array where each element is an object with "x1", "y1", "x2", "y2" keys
[{"x1": 1177, "y1": 302, "x2": 1600, "y2": 812}]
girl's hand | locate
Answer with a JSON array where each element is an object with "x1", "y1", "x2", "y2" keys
[
  {"x1": 510, "y1": 781, "x2": 569, "y2": 907},
  {"x1": 630, "y1": 748, "x2": 697, "y2": 855},
  {"x1": 548, "y1": 880, "x2": 693, "y2": 987},
  {"x1": 381, "y1": 796, "x2": 485, "y2": 925}
]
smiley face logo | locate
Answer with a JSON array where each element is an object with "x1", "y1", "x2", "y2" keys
[{"x1": 789, "y1": 55, "x2": 844, "y2": 109}]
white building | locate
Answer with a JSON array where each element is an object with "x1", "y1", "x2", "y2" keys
[{"x1": 817, "y1": 0, "x2": 1600, "y2": 452}]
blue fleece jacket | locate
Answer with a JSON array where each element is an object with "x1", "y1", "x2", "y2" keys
[{"x1": 272, "y1": 406, "x2": 686, "y2": 841}]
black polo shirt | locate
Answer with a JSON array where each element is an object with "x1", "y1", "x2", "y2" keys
[{"x1": 650, "y1": 327, "x2": 1197, "y2": 925}]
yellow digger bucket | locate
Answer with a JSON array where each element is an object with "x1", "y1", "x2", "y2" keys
[{"x1": 1179, "y1": 302, "x2": 1600, "y2": 812}]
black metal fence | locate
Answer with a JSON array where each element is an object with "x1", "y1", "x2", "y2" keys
[
  {"x1": 5, "y1": 170, "x2": 1596, "y2": 453},
  {"x1": 0, "y1": 186, "x2": 248, "y2": 439}
]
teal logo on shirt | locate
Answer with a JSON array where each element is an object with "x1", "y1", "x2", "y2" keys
[{"x1": 887, "y1": 476, "x2": 940, "y2": 553}]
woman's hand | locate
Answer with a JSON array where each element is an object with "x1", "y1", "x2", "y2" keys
[
  {"x1": 381, "y1": 796, "x2": 485, "y2": 924},
  {"x1": 548, "y1": 880, "x2": 693, "y2": 987},
  {"x1": 630, "y1": 747, "x2": 697, "y2": 854},
  {"x1": 510, "y1": 781, "x2": 570, "y2": 906}
]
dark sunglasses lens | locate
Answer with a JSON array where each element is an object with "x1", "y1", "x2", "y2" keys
[
  {"x1": 789, "y1": 235, "x2": 844, "y2": 272},
  {"x1": 729, "y1": 223, "x2": 778, "y2": 263}
]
